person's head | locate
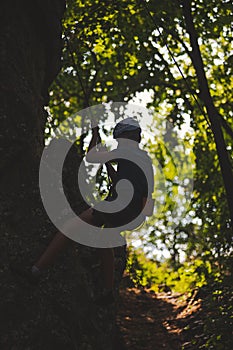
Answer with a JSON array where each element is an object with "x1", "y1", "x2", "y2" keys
[{"x1": 113, "y1": 117, "x2": 141, "y2": 143}]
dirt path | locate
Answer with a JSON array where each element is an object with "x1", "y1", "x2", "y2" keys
[{"x1": 117, "y1": 287, "x2": 201, "y2": 350}]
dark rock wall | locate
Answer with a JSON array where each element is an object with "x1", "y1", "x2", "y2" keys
[
  {"x1": 0, "y1": 1, "x2": 126, "y2": 349},
  {"x1": 0, "y1": 0, "x2": 65, "y2": 227}
]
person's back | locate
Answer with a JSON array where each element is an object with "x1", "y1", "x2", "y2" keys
[
  {"x1": 114, "y1": 148, "x2": 153, "y2": 200},
  {"x1": 97, "y1": 118, "x2": 154, "y2": 229}
]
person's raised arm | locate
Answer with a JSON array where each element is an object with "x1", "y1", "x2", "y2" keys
[
  {"x1": 87, "y1": 126, "x2": 100, "y2": 153},
  {"x1": 86, "y1": 127, "x2": 113, "y2": 163},
  {"x1": 105, "y1": 161, "x2": 117, "y2": 183}
]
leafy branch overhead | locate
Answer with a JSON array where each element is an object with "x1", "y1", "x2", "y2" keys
[
  {"x1": 48, "y1": 0, "x2": 233, "y2": 261},
  {"x1": 50, "y1": 0, "x2": 232, "y2": 127},
  {"x1": 45, "y1": 1, "x2": 233, "y2": 348}
]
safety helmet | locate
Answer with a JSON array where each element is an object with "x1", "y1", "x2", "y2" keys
[{"x1": 113, "y1": 117, "x2": 141, "y2": 139}]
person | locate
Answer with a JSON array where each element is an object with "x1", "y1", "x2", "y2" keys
[{"x1": 13, "y1": 117, "x2": 154, "y2": 305}]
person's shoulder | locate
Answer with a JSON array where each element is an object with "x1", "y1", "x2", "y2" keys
[
  {"x1": 108, "y1": 148, "x2": 119, "y2": 159},
  {"x1": 138, "y1": 148, "x2": 151, "y2": 159}
]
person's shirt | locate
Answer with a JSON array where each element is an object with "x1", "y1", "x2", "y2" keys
[
  {"x1": 113, "y1": 147, "x2": 154, "y2": 199},
  {"x1": 86, "y1": 143, "x2": 154, "y2": 200}
]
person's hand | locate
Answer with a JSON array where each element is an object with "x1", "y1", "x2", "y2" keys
[
  {"x1": 92, "y1": 126, "x2": 99, "y2": 135},
  {"x1": 91, "y1": 126, "x2": 101, "y2": 143}
]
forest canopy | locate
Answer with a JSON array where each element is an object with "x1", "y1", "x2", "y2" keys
[{"x1": 47, "y1": 0, "x2": 233, "y2": 272}]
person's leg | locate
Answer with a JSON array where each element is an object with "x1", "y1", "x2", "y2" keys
[
  {"x1": 32, "y1": 206, "x2": 116, "y2": 304},
  {"x1": 97, "y1": 248, "x2": 114, "y2": 290},
  {"x1": 34, "y1": 232, "x2": 70, "y2": 271},
  {"x1": 34, "y1": 207, "x2": 94, "y2": 271},
  {"x1": 10, "y1": 231, "x2": 71, "y2": 282},
  {"x1": 94, "y1": 247, "x2": 115, "y2": 305}
]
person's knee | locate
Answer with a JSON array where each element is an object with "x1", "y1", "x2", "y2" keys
[
  {"x1": 79, "y1": 207, "x2": 94, "y2": 224},
  {"x1": 62, "y1": 208, "x2": 94, "y2": 232}
]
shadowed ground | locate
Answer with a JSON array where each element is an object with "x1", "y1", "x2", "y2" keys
[{"x1": 117, "y1": 286, "x2": 202, "y2": 350}]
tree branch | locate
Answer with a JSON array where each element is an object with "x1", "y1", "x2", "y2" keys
[
  {"x1": 182, "y1": 0, "x2": 233, "y2": 226},
  {"x1": 219, "y1": 115, "x2": 233, "y2": 140}
]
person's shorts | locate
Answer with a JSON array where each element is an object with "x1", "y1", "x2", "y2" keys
[{"x1": 91, "y1": 194, "x2": 145, "y2": 230}]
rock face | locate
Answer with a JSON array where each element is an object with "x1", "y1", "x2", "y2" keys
[{"x1": 0, "y1": 2, "x2": 126, "y2": 349}]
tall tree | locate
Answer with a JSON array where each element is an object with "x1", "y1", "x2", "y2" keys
[
  {"x1": 0, "y1": 1, "x2": 125, "y2": 349},
  {"x1": 182, "y1": 0, "x2": 233, "y2": 226},
  {"x1": 49, "y1": 0, "x2": 233, "y2": 263}
]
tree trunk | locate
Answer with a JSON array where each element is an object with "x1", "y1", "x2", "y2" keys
[
  {"x1": 182, "y1": 0, "x2": 233, "y2": 227},
  {"x1": 0, "y1": 1, "x2": 126, "y2": 349}
]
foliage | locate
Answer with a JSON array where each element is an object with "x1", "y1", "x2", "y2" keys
[
  {"x1": 126, "y1": 247, "x2": 233, "y2": 348},
  {"x1": 181, "y1": 272, "x2": 233, "y2": 350},
  {"x1": 44, "y1": 1, "x2": 233, "y2": 346},
  {"x1": 203, "y1": 275, "x2": 233, "y2": 350},
  {"x1": 47, "y1": 0, "x2": 233, "y2": 269},
  {"x1": 126, "y1": 247, "x2": 211, "y2": 293}
]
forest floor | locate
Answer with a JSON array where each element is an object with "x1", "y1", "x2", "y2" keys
[{"x1": 117, "y1": 286, "x2": 202, "y2": 350}]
